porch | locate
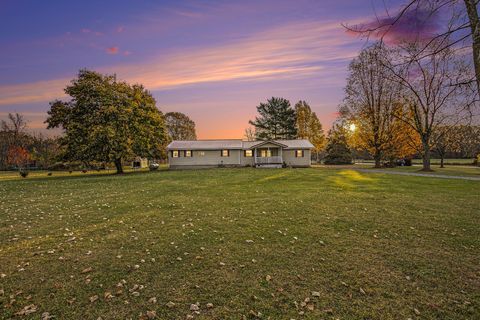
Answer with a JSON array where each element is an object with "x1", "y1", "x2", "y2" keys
[{"x1": 254, "y1": 147, "x2": 283, "y2": 166}]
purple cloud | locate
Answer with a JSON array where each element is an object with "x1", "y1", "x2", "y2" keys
[{"x1": 349, "y1": 6, "x2": 441, "y2": 44}]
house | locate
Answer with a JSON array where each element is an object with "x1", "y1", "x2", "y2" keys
[{"x1": 166, "y1": 139, "x2": 314, "y2": 169}]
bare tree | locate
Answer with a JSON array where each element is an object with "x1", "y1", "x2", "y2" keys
[
  {"x1": 387, "y1": 43, "x2": 473, "y2": 170},
  {"x1": 243, "y1": 127, "x2": 256, "y2": 141},
  {"x1": 346, "y1": 0, "x2": 480, "y2": 93}
]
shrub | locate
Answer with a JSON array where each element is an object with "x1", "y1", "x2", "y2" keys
[
  {"x1": 19, "y1": 170, "x2": 29, "y2": 178},
  {"x1": 47, "y1": 172, "x2": 52, "y2": 176}
]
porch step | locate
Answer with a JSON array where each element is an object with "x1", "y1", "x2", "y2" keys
[{"x1": 255, "y1": 164, "x2": 282, "y2": 169}]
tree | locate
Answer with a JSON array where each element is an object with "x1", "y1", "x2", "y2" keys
[
  {"x1": 243, "y1": 126, "x2": 256, "y2": 141},
  {"x1": 323, "y1": 122, "x2": 353, "y2": 165},
  {"x1": 431, "y1": 126, "x2": 457, "y2": 168},
  {"x1": 30, "y1": 134, "x2": 61, "y2": 169},
  {"x1": 0, "y1": 113, "x2": 29, "y2": 170},
  {"x1": 342, "y1": 43, "x2": 404, "y2": 167},
  {"x1": 450, "y1": 124, "x2": 480, "y2": 158},
  {"x1": 46, "y1": 69, "x2": 169, "y2": 174},
  {"x1": 165, "y1": 112, "x2": 197, "y2": 141},
  {"x1": 294, "y1": 101, "x2": 326, "y2": 160},
  {"x1": 249, "y1": 97, "x2": 297, "y2": 140},
  {"x1": 6, "y1": 146, "x2": 30, "y2": 169},
  {"x1": 347, "y1": 0, "x2": 480, "y2": 95},
  {"x1": 387, "y1": 43, "x2": 473, "y2": 171}
]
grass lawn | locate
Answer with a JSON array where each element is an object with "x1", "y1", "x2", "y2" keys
[
  {"x1": 352, "y1": 164, "x2": 480, "y2": 178},
  {"x1": 358, "y1": 158, "x2": 476, "y2": 166},
  {"x1": 0, "y1": 168, "x2": 479, "y2": 319}
]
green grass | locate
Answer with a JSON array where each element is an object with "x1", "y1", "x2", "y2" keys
[
  {"x1": 353, "y1": 164, "x2": 480, "y2": 178},
  {"x1": 358, "y1": 158, "x2": 475, "y2": 166},
  {"x1": 411, "y1": 158, "x2": 475, "y2": 165},
  {"x1": 0, "y1": 168, "x2": 479, "y2": 319}
]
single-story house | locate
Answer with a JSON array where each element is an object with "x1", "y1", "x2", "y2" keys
[{"x1": 166, "y1": 139, "x2": 314, "y2": 169}]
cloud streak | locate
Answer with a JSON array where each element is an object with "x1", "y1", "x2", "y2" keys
[{"x1": 0, "y1": 20, "x2": 356, "y2": 106}]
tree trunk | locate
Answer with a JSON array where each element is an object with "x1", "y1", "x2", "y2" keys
[
  {"x1": 440, "y1": 156, "x2": 445, "y2": 168},
  {"x1": 114, "y1": 158, "x2": 123, "y2": 174},
  {"x1": 465, "y1": 0, "x2": 480, "y2": 94},
  {"x1": 421, "y1": 143, "x2": 432, "y2": 171},
  {"x1": 374, "y1": 155, "x2": 382, "y2": 168}
]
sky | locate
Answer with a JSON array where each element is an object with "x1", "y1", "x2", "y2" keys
[{"x1": 0, "y1": 0, "x2": 406, "y2": 139}]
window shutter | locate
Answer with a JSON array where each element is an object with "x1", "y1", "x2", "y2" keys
[
  {"x1": 295, "y1": 150, "x2": 298, "y2": 158},
  {"x1": 301, "y1": 150, "x2": 304, "y2": 157},
  {"x1": 228, "y1": 150, "x2": 230, "y2": 157}
]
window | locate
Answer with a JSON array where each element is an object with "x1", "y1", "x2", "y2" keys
[
  {"x1": 260, "y1": 149, "x2": 271, "y2": 157},
  {"x1": 199, "y1": 151, "x2": 205, "y2": 156},
  {"x1": 184, "y1": 150, "x2": 192, "y2": 157},
  {"x1": 221, "y1": 150, "x2": 229, "y2": 157},
  {"x1": 295, "y1": 150, "x2": 304, "y2": 157},
  {"x1": 244, "y1": 150, "x2": 253, "y2": 157},
  {"x1": 172, "y1": 150, "x2": 179, "y2": 158}
]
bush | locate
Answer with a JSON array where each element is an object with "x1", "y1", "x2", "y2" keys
[
  {"x1": 323, "y1": 124, "x2": 353, "y2": 165},
  {"x1": 19, "y1": 170, "x2": 29, "y2": 178},
  {"x1": 323, "y1": 143, "x2": 353, "y2": 165},
  {"x1": 47, "y1": 172, "x2": 52, "y2": 176}
]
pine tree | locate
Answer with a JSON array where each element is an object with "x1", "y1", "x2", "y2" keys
[
  {"x1": 249, "y1": 97, "x2": 297, "y2": 140},
  {"x1": 324, "y1": 123, "x2": 353, "y2": 165}
]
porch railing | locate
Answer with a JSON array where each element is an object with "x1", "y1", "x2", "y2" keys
[{"x1": 255, "y1": 156, "x2": 283, "y2": 164}]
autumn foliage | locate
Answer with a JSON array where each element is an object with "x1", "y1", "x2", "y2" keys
[{"x1": 6, "y1": 146, "x2": 30, "y2": 169}]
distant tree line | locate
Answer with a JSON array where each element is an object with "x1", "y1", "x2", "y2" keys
[{"x1": 0, "y1": 113, "x2": 60, "y2": 171}]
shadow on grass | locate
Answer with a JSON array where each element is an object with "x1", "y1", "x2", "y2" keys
[{"x1": 0, "y1": 168, "x2": 168, "y2": 183}]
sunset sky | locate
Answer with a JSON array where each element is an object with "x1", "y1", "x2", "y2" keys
[{"x1": 0, "y1": 0, "x2": 406, "y2": 138}]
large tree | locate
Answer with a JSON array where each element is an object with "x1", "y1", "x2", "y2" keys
[
  {"x1": 249, "y1": 97, "x2": 297, "y2": 140},
  {"x1": 165, "y1": 112, "x2": 197, "y2": 141},
  {"x1": 387, "y1": 43, "x2": 472, "y2": 171},
  {"x1": 342, "y1": 43, "x2": 405, "y2": 167},
  {"x1": 46, "y1": 69, "x2": 168, "y2": 174},
  {"x1": 294, "y1": 101, "x2": 326, "y2": 160}
]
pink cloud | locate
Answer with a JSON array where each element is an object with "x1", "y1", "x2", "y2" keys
[
  {"x1": 116, "y1": 26, "x2": 124, "y2": 33},
  {"x1": 123, "y1": 51, "x2": 132, "y2": 56},
  {"x1": 106, "y1": 46, "x2": 119, "y2": 55}
]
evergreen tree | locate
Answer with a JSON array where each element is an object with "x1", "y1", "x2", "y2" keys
[
  {"x1": 249, "y1": 97, "x2": 297, "y2": 140},
  {"x1": 324, "y1": 123, "x2": 353, "y2": 165}
]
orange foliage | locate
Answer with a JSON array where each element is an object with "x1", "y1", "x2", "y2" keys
[{"x1": 7, "y1": 146, "x2": 30, "y2": 168}]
